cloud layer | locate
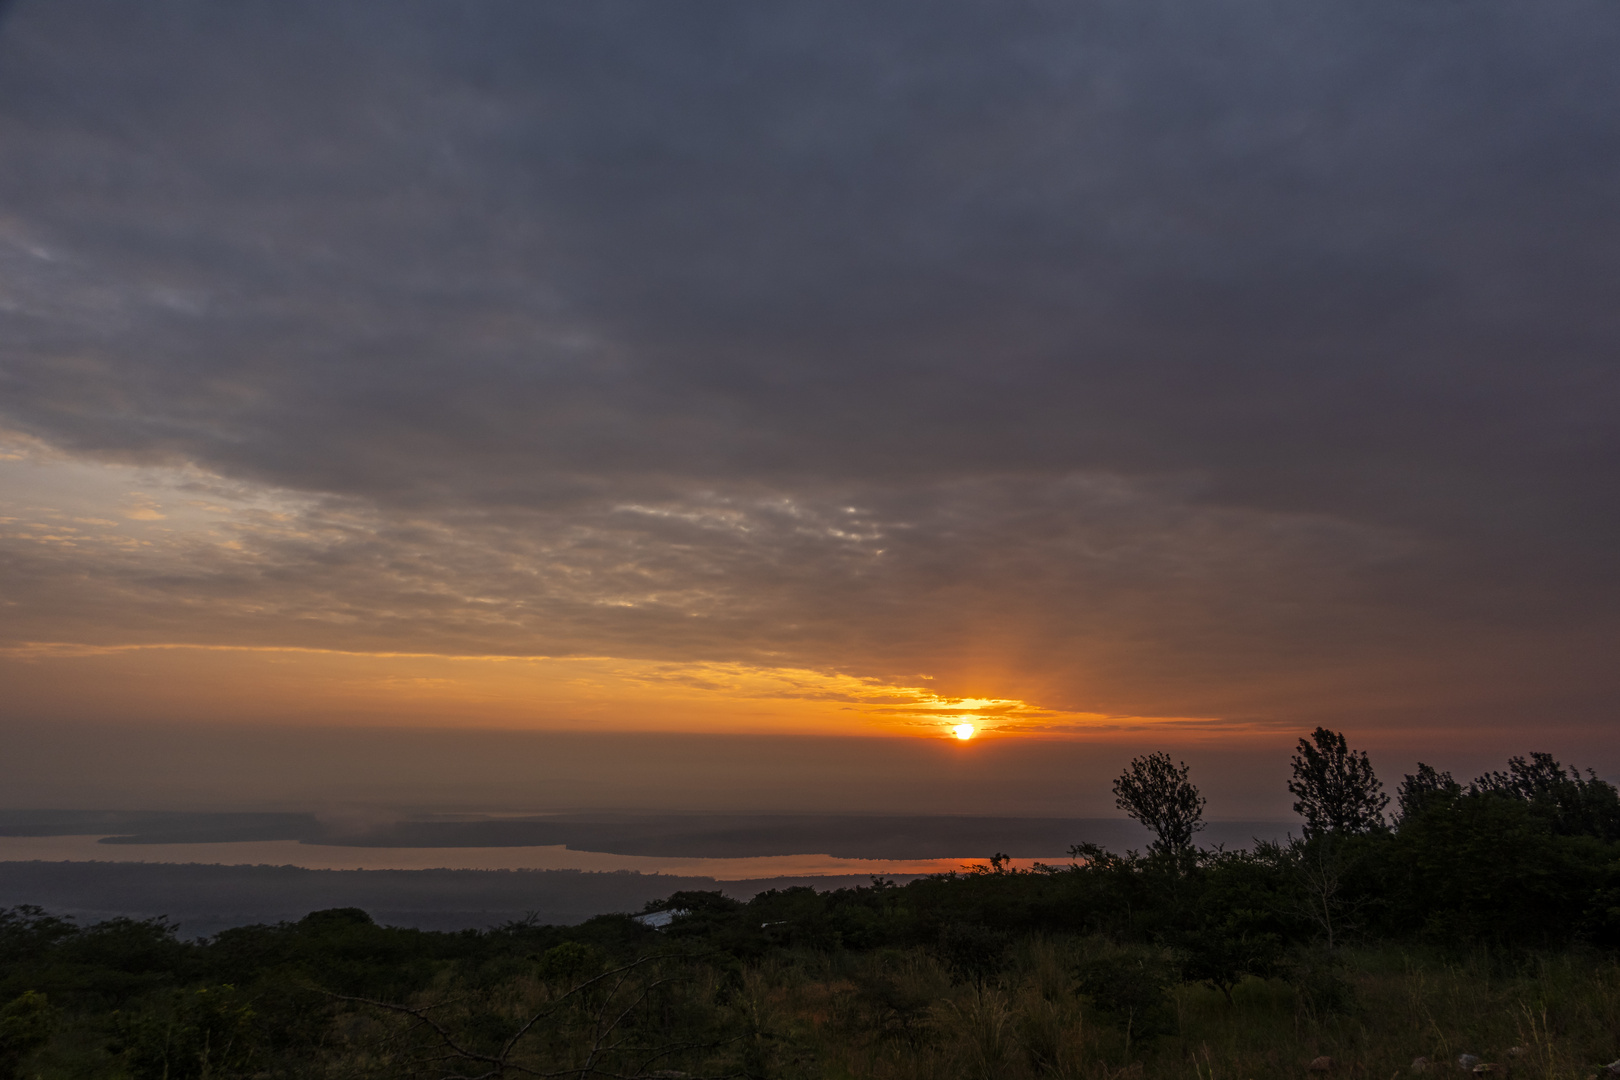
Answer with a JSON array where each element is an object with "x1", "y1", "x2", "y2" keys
[{"x1": 2, "y1": 0, "x2": 1618, "y2": 739}]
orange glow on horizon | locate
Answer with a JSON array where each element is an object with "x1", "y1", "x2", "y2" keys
[{"x1": 0, "y1": 640, "x2": 1259, "y2": 739}]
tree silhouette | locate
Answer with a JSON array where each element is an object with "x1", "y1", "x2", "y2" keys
[
  {"x1": 1288, "y1": 727, "x2": 1388, "y2": 836},
  {"x1": 1471, "y1": 752, "x2": 1620, "y2": 840},
  {"x1": 1395, "y1": 762, "x2": 1460, "y2": 823},
  {"x1": 1112, "y1": 752, "x2": 1206, "y2": 854}
]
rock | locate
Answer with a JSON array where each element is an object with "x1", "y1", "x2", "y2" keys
[
  {"x1": 1458, "y1": 1056, "x2": 1481, "y2": 1072},
  {"x1": 1604, "y1": 1060, "x2": 1620, "y2": 1077},
  {"x1": 1473, "y1": 1064, "x2": 1506, "y2": 1077},
  {"x1": 1413, "y1": 1058, "x2": 1430, "y2": 1073},
  {"x1": 1309, "y1": 1057, "x2": 1334, "y2": 1072}
]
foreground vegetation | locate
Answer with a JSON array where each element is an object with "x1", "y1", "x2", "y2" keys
[{"x1": 3, "y1": 738, "x2": 1619, "y2": 1079}]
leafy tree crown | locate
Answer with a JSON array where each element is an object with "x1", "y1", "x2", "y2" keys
[
  {"x1": 1396, "y1": 762, "x2": 1460, "y2": 822},
  {"x1": 1288, "y1": 727, "x2": 1388, "y2": 837},
  {"x1": 1112, "y1": 752, "x2": 1206, "y2": 855},
  {"x1": 1471, "y1": 752, "x2": 1620, "y2": 841}
]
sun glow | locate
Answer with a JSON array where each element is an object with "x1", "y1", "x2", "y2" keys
[{"x1": 0, "y1": 637, "x2": 1228, "y2": 739}]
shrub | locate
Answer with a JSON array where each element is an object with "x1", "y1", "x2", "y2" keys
[
  {"x1": 0, "y1": 991, "x2": 54, "y2": 1079},
  {"x1": 112, "y1": 985, "x2": 259, "y2": 1080},
  {"x1": 1074, "y1": 948, "x2": 1176, "y2": 1053}
]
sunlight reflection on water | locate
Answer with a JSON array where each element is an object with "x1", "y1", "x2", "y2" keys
[{"x1": 0, "y1": 835, "x2": 1069, "y2": 880}]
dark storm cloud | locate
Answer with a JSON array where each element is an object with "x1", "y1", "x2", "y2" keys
[{"x1": 2, "y1": 0, "x2": 1618, "y2": 727}]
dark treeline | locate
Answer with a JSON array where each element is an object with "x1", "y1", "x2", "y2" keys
[{"x1": 3, "y1": 733, "x2": 1620, "y2": 1078}]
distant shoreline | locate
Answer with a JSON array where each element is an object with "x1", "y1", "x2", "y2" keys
[
  {"x1": 0, "y1": 808, "x2": 1294, "y2": 862},
  {"x1": 0, "y1": 859, "x2": 930, "y2": 937},
  {"x1": 0, "y1": 833, "x2": 1026, "y2": 879}
]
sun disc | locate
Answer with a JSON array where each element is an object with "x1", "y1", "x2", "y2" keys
[{"x1": 952, "y1": 723, "x2": 975, "y2": 740}]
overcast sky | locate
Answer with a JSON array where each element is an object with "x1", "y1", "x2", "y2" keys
[{"x1": 2, "y1": 1, "x2": 1618, "y2": 805}]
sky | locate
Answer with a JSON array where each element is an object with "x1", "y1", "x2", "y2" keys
[{"x1": 1, "y1": 0, "x2": 1618, "y2": 816}]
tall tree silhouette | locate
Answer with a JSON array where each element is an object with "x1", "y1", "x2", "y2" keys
[
  {"x1": 1112, "y1": 752, "x2": 1206, "y2": 854},
  {"x1": 1289, "y1": 727, "x2": 1388, "y2": 836}
]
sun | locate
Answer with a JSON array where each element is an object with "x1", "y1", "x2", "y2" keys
[{"x1": 952, "y1": 723, "x2": 975, "y2": 740}]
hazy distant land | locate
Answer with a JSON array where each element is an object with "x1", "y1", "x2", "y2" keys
[
  {"x1": 0, "y1": 810, "x2": 1293, "y2": 935},
  {"x1": 0, "y1": 861, "x2": 901, "y2": 938}
]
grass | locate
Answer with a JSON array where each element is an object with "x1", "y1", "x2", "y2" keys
[
  {"x1": 736, "y1": 940, "x2": 1620, "y2": 1080},
  {"x1": 19, "y1": 934, "x2": 1620, "y2": 1078}
]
